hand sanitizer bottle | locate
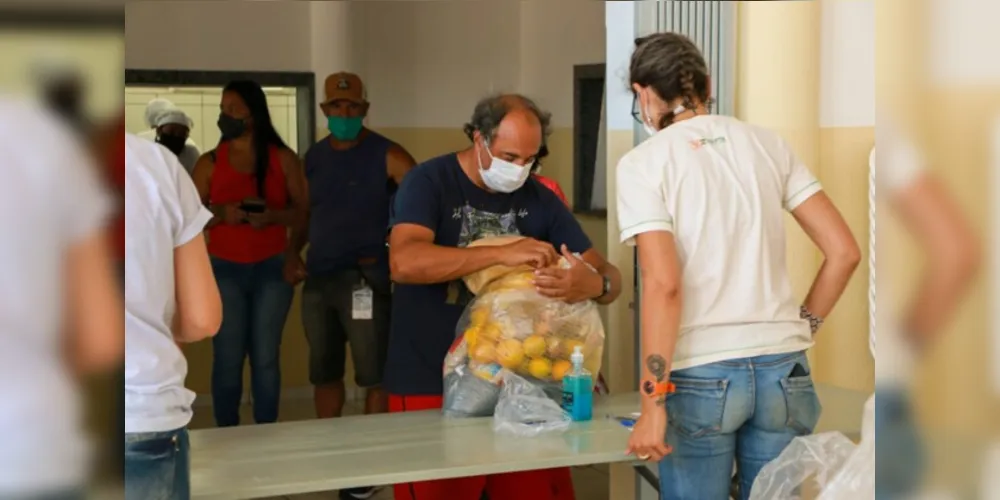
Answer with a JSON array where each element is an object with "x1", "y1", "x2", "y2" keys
[{"x1": 561, "y1": 346, "x2": 593, "y2": 422}]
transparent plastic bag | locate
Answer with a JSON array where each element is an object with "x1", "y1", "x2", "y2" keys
[
  {"x1": 493, "y1": 371, "x2": 570, "y2": 437},
  {"x1": 442, "y1": 237, "x2": 605, "y2": 417},
  {"x1": 749, "y1": 394, "x2": 875, "y2": 500}
]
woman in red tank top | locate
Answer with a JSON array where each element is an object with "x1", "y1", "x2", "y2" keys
[{"x1": 191, "y1": 80, "x2": 309, "y2": 427}]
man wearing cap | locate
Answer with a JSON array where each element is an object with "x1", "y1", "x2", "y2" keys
[
  {"x1": 137, "y1": 99, "x2": 201, "y2": 175},
  {"x1": 297, "y1": 72, "x2": 415, "y2": 420}
]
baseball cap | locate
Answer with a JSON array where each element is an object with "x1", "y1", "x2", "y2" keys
[{"x1": 323, "y1": 72, "x2": 366, "y2": 105}]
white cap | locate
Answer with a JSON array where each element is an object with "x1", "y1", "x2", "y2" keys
[
  {"x1": 571, "y1": 345, "x2": 584, "y2": 366},
  {"x1": 144, "y1": 98, "x2": 175, "y2": 128},
  {"x1": 155, "y1": 108, "x2": 193, "y2": 130}
]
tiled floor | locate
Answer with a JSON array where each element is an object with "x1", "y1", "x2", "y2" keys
[{"x1": 189, "y1": 397, "x2": 611, "y2": 500}]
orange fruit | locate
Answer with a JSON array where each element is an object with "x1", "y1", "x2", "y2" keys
[
  {"x1": 545, "y1": 337, "x2": 564, "y2": 359},
  {"x1": 470, "y1": 306, "x2": 490, "y2": 327},
  {"x1": 479, "y1": 322, "x2": 503, "y2": 342},
  {"x1": 496, "y1": 339, "x2": 526, "y2": 369},
  {"x1": 522, "y1": 335, "x2": 547, "y2": 358},
  {"x1": 517, "y1": 358, "x2": 532, "y2": 375},
  {"x1": 471, "y1": 343, "x2": 497, "y2": 364},
  {"x1": 528, "y1": 358, "x2": 553, "y2": 379},
  {"x1": 551, "y1": 360, "x2": 573, "y2": 381},
  {"x1": 561, "y1": 340, "x2": 585, "y2": 359},
  {"x1": 464, "y1": 326, "x2": 480, "y2": 349}
]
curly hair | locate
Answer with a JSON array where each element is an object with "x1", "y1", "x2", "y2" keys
[
  {"x1": 462, "y1": 93, "x2": 553, "y2": 145},
  {"x1": 629, "y1": 33, "x2": 710, "y2": 129}
]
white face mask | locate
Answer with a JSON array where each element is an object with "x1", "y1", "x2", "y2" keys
[
  {"x1": 477, "y1": 140, "x2": 533, "y2": 193},
  {"x1": 641, "y1": 91, "x2": 687, "y2": 137}
]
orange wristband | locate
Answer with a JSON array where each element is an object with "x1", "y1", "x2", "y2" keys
[{"x1": 642, "y1": 380, "x2": 676, "y2": 398}]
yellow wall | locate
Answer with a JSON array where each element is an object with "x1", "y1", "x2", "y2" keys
[{"x1": 812, "y1": 126, "x2": 875, "y2": 391}]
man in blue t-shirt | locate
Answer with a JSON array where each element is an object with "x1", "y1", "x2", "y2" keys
[{"x1": 385, "y1": 94, "x2": 622, "y2": 500}]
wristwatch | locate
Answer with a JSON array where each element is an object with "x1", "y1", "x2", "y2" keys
[{"x1": 596, "y1": 275, "x2": 611, "y2": 299}]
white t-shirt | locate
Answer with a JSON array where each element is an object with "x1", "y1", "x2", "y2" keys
[
  {"x1": 0, "y1": 98, "x2": 112, "y2": 494},
  {"x1": 136, "y1": 129, "x2": 201, "y2": 175},
  {"x1": 617, "y1": 115, "x2": 820, "y2": 370},
  {"x1": 124, "y1": 134, "x2": 213, "y2": 434}
]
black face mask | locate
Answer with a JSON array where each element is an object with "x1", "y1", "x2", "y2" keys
[
  {"x1": 157, "y1": 135, "x2": 187, "y2": 156},
  {"x1": 217, "y1": 113, "x2": 247, "y2": 140}
]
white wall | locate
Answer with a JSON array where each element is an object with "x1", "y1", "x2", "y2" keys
[
  {"x1": 606, "y1": 2, "x2": 638, "y2": 133},
  {"x1": 125, "y1": 1, "x2": 313, "y2": 72},
  {"x1": 519, "y1": 1, "x2": 606, "y2": 128},
  {"x1": 929, "y1": 0, "x2": 1000, "y2": 85},
  {"x1": 820, "y1": 0, "x2": 875, "y2": 128},
  {"x1": 351, "y1": 1, "x2": 522, "y2": 129},
  {"x1": 125, "y1": 1, "x2": 607, "y2": 130},
  {"x1": 354, "y1": 1, "x2": 605, "y2": 129}
]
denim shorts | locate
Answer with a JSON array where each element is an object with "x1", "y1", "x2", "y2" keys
[{"x1": 657, "y1": 351, "x2": 823, "y2": 500}]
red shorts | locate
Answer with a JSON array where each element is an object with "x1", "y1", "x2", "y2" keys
[{"x1": 389, "y1": 394, "x2": 576, "y2": 500}]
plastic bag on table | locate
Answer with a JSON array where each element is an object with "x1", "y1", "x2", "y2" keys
[
  {"x1": 442, "y1": 236, "x2": 606, "y2": 417},
  {"x1": 493, "y1": 371, "x2": 570, "y2": 437},
  {"x1": 749, "y1": 394, "x2": 875, "y2": 500}
]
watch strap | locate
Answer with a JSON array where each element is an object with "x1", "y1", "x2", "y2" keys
[{"x1": 597, "y1": 275, "x2": 611, "y2": 299}]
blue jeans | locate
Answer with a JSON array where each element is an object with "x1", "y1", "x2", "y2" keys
[
  {"x1": 124, "y1": 428, "x2": 190, "y2": 500},
  {"x1": 657, "y1": 351, "x2": 822, "y2": 500},
  {"x1": 874, "y1": 388, "x2": 925, "y2": 499},
  {"x1": 211, "y1": 255, "x2": 294, "y2": 427}
]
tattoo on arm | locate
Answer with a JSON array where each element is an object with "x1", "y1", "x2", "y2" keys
[
  {"x1": 644, "y1": 355, "x2": 669, "y2": 406},
  {"x1": 646, "y1": 355, "x2": 667, "y2": 381}
]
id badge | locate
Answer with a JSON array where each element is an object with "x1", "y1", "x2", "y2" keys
[{"x1": 352, "y1": 281, "x2": 373, "y2": 320}]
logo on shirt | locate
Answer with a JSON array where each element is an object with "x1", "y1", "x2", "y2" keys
[
  {"x1": 689, "y1": 137, "x2": 727, "y2": 150},
  {"x1": 446, "y1": 204, "x2": 524, "y2": 305}
]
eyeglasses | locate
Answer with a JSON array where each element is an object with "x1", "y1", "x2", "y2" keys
[{"x1": 631, "y1": 95, "x2": 642, "y2": 125}]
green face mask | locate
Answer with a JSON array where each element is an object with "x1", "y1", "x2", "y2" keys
[{"x1": 327, "y1": 116, "x2": 364, "y2": 141}]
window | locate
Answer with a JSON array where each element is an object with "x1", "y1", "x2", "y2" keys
[
  {"x1": 573, "y1": 63, "x2": 607, "y2": 215},
  {"x1": 125, "y1": 70, "x2": 316, "y2": 155}
]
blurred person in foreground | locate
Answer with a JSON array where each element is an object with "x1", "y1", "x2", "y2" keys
[
  {"x1": 35, "y1": 63, "x2": 91, "y2": 137},
  {"x1": 387, "y1": 93, "x2": 622, "y2": 500},
  {"x1": 618, "y1": 33, "x2": 861, "y2": 500},
  {"x1": 0, "y1": 97, "x2": 123, "y2": 497},
  {"x1": 124, "y1": 132, "x2": 222, "y2": 500},
  {"x1": 191, "y1": 80, "x2": 308, "y2": 428},
  {"x1": 870, "y1": 124, "x2": 981, "y2": 499},
  {"x1": 139, "y1": 98, "x2": 202, "y2": 175}
]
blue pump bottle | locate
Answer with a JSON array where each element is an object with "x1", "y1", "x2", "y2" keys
[{"x1": 561, "y1": 346, "x2": 593, "y2": 422}]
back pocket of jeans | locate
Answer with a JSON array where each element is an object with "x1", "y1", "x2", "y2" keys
[
  {"x1": 125, "y1": 434, "x2": 178, "y2": 461},
  {"x1": 780, "y1": 375, "x2": 823, "y2": 435},
  {"x1": 665, "y1": 377, "x2": 730, "y2": 438}
]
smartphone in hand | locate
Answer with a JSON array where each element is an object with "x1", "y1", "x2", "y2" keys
[{"x1": 240, "y1": 198, "x2": 266, "y2": 214}]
